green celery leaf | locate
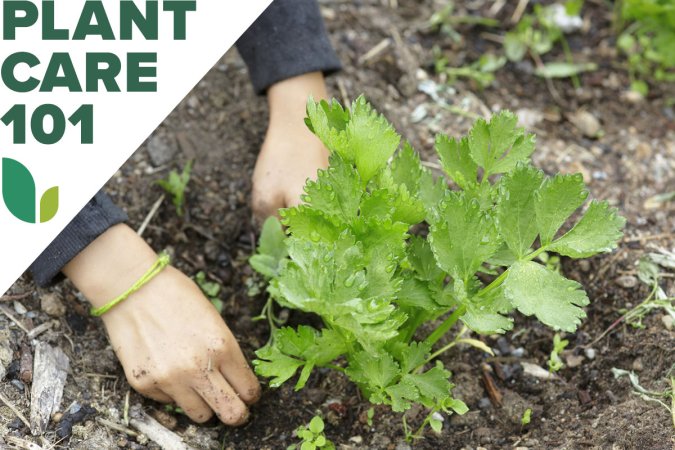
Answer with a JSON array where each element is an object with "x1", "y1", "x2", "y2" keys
[
  {"x1": 305, "y1": 98, "x2": 351, "y2": 159},
  {"x1": 548, "y1": 200, "x2": 626, "y2": 258},
  {"x1": 402, "y1": 362, "x2": 452, "y2": 407},
  {"x1": 503, "y1": 261, "x2": 590, "y2": 332},
  {"x1": 435, "y1": 135, "x2": 478, "y2": 189},
  {"x1": 253, "y1": 344, "x2": 304, "y2": 388},
  {"x1": 407, "y1": 236, "x2": 445, "y2": 283},
  {"x1": 418, "y1": 169, "x2": 448, "y2": 224},
  {"x1": 348, "y1": 96, "x2": 401, "y2": 182},
  {"x1": 467, "y1": 111, "x2": 535, "y2": 177},
  {"x1": 397, "y1": 277, "x2": 440, "y2": 311},
  {"x1": 250, "y1": 217, "x2": 288, "y2": 278},
  {"x1": 281, "y1": 206, "x2": 342, "y2": 243},
  {"x1": 385, "y1": 379, "x2": 418, "y2": 412},
  {"x1": 389, "y1": 142, "x2": 425, "y2": 194},
  {"x1": 303, "y1": 154, "x2": 362, "y2": 222},
  {"x1": 346, "y1": 350, "x2": 400, "y2": 390},
  {"x1": 388, "y1": 341, "x2": 431, "y2": 374},
  {"x1": 429, "y1": 194, "x2": 502, "y2": 282},
  {"x1": 535, "y1": 173, "x2": 588, "y2": 245},
  {"x1": 495, "y1": 164, "x2": 544, "y2": 258}
]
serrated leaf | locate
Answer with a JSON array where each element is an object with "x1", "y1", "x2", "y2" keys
[
  {"x1": 303, "y1": 154, "x2": 362, "y2": 222},
  {"x1": 549, "y1": 200, "x2": 625, "y2": 258},
  {"x1": 467, "y1": 112, "x2": 535, "y2": 177},
  {"x1": 418, "y1": 169, "x2": 448, "y2": 224},
  {"x1": 251, "y1": 217, "x2": 288, "y2": 278},
  {"x1": 496, "y1": 164, "x2": 544, "y2": 258},
  {"x1": 429, "y1": 194, "x2": 502, "y2": 282},
  {"x1": 388, "y1": 341, "x2": 431, "y2": 373},
  {"x1": 254, "y1": 345, "x2": 304, "y2": 388},
  {"x1": 347, "y1": 350, "x2": 400, "y2": 390},
  {"x1": 306, "y1": 98, "x2": 351, "y2": 159},
  {"x1": 435, "y1": 135, "x2": 478, "y2": 189},
  {"x1": 390, "y1": 143, "x2": 425, "y2": 194},
  {"x1": 39, "y1": 186, "x2": 59, "y2": 223},
  {"x1": 281, "y1": 206, "x2": 342, "y2": 242},
  {"x1": 461, "y1": 305, "x2": 513, "y2": 334},
  {"x1": 535, "y1": 173, "x2": 588, "y2": 245},
  {"x1": 348, "y1": 96, "x2": 401, "y2": 182},
  {"x1": 402, "y1": 362, "x2": 452, "y2": 407},
  {"x1": 385, "y1": 379, "x2": 418, "y2": 412},
  {"x1": 407, "y1": 236, "x2": 445, "y2": 283},
  {"x1": 2, "y1": 158, "x2": 36, "y2": 223},
  {"x1": 504, "y1": 261, "x2": 589, "y2": 332},
  {"x1": 397, "y1": 277, "x2": 440, "y2": 311}
]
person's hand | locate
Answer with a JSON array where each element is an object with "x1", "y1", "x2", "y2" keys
[
  {"x1": 251, "y1": 71, "x2": 330, "y2": 222},
  {"x1": 63, "y1": 225, "x2": 261, "y2": 425}
]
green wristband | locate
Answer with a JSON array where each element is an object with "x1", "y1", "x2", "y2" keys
[{"x1": 90, "y1": 251, "x2": 171, "y2": 317}]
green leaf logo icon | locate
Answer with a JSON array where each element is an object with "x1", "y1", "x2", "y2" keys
[{"x1": 2, "y1": 158, "x2": 59, "y2": 224}]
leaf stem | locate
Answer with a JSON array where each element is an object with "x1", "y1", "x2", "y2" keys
[{"x1": 423, "y1": 305, "x2": 466, "y2": 348}]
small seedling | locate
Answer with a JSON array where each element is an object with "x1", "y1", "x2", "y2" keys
[
  {"x1": 521, "y1": 408, "x2": 532, "y2": 426},
  {"x1": 366, "y1": 407, "x2": 375, "y2": 426},
  {"x1": 612, "y1": 367, "x2": 675, "y2": 428},
  {"x1": 156, "y1": 160, "x2": 193, "y2": 216},
  {"x1": 616, "y1": 0, "x2": 675, "y2": 94},
  {"x1": 504, "y1": 1, "x2": 592, "y2": 86},
  {"x1": 195, "y1": 271, "x2": 224, "y2": 314},
  {"x1": 548, "y1": 333, "x2": 569, "y2": 372},
  {"x1": 434, "y1": 48, "x2": 506, "y2": 89},
  {"x1": 287, "y1": 415, "x2": 335, "y2": 450}
]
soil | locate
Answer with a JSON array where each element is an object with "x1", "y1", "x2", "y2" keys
[{"x1": 1, "y1": 1, "x2": 674, "y2": 449}]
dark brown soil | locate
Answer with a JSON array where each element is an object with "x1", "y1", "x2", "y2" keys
[{"x1": 2, "y1": 1, "x2": 674, "y2": 449}]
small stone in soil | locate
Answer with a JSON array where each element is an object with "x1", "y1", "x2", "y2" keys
[
  {"x1": 56, "y1": 404, "x2": 97, "y2": 439},
  {"x1": 41, "y1": 293, "x2": 66, "y2": 317},
  {"x1": 631, "y1": 358, "x2": 644, "y2": 372},
  {"x1": 584, "y1": 348, "x2": 596, "y2": 360},
  {"x1": 478, "y1": 397, "x2": 492, "y2": 409},
  {"x1": 615, "y1": 275, "x2": 638, "y2": 288}
]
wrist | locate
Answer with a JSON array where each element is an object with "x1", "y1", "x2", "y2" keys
[
  {"x1": 63, "y1": 224, "x2": 159, "y2": 309},
  {"x1": 267, "y1": 71, "x2": 329, "y2": 133}
]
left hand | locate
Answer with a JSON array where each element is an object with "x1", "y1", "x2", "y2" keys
[{"x1": 251, "y1": 72, "x2": 330, "y2": 223}]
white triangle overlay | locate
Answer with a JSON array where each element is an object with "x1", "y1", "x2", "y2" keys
[{"x1": 0, "y1": 0, "x2": 273, "y2": 294}]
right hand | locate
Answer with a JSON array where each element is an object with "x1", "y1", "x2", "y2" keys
[{"x1": 63, "y1": 225, "x2": 261, "y2": 425}]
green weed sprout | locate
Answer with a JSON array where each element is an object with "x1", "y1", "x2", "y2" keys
[{"x1": 156, "y1": 160, "x2": 193, "y2": 216}]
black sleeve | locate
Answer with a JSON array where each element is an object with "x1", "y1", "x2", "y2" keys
[
  {"x1": 29, "y1": 192, "x2": 127, "y2": 287},
  {"x1": 236, "y1": 0, "x2": 341, "y2": 94}
]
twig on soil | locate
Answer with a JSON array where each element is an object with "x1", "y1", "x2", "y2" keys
[
  {"x1": 124, "y1": 390, "x2": 131, "y2": 426},
  {"x1": 1, "y1": 292, "x2": 32, "y2": 302},
  {"x1": 358, "y1": 38, "x2": 391, "y2": 65},
  {"x1": 96, "y1": 417, "x2": 139, "y2": 437},
  {"x1": 337, "y1": 78, "x2": 351, "y2": 109},
  {"x1": 137, "y1": 195, "x2": 165, "y2": 237},
  {"x1": 622, "y1": 232, "x2": 673, "y2": 244},
  {"x1": 84, "y1": 372, "x2": 118, "y2": 379},
  {"x1": 488, "y1": 0, "x2": 507, "y2": 17},
  {"x1": 129, "y1": 404, "x2": 191, "y2": 450},
  {"x1": 30, "y1": 343, "x2": 70, "y2": 435},
  {"x1": 26, "y1": 321, "x2": 54, "y2": 340},
  {"x1": 511, "y1": 0, "x2": 530, "y2": 24},
  {"x1": 595, "y1": 248, "x2": 626, "y2": 280},
  {"x1": 0, "y1": 305, "x2": 31, "y2": 334},
  {"x1": 3, "y1": 436, "x2": 44, "y2": 450},
  {"x1": 0, "y1": 391, "x2": 31, "y2": 429}
]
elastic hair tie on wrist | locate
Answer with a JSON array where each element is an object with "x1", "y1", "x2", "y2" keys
[{"x1": 90, "y1": 251, "x2": 171, "y2": 317}]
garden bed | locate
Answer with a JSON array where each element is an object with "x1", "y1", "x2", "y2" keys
[{"x1": 1, "y1": 1, "x2": 674, "y2": 449}]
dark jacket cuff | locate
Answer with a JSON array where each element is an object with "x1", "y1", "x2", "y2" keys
[
  {"x1": 30, "y1": 192, "x2": 128, "y2": 287},
  {"x1": 236, "y1": 0, "x2": 342, "y2": 94}
]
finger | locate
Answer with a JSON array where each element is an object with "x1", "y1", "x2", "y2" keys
[
  {"x1": 193, "y1": 371, "x2": 250, "y2": 426},
  {"x1": 142, "y1": 389, "x2": 173, "y2": 404},
  {"x1": 219, "y1": 346, "x2": 262, "y2": 405},
  {"x1": 163, "y1": 387, "x2": 214, "y2": 424}
]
